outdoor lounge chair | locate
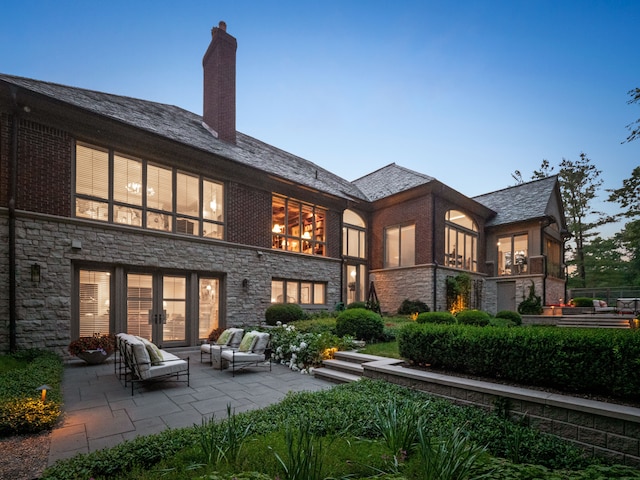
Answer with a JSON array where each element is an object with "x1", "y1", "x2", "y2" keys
[
  {"x1": 200, "y1": 327, "x2": 244, "y2": 366},
  {"x1": 592, "y1": 299, "x2": 616, "y2": 313},
  {"x1": 116, "y1": 333, "x2": 190, "y2": 395},
  {"x1": 220, "y1": 331, "x2": 271, "y2": 377}
]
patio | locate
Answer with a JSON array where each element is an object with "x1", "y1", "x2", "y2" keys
[{"x1": 48, "y1": 347, "x2": 332, "y2": 466}]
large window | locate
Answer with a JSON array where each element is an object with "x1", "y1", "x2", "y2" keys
[
  {"x1": 545, "y1": 238, "x2": 563, "y2": 278},
  {"x1": 384, "y1": 224, "x2": 415, "y2": 268},
  {"x1": 75, "y1": 143, "x2": 224, "y2": 238},
  {"x1": 271, "y1": 279, "x2": 326, "y2": 305},
  {"x1": 342, "y1": 209, "x2": 366, "y2": 258},
  {"x1": 78, "y1": 269, "x2": 111, "y2": 337},
  {"x1": 445, "y1": 210, "x2": 478, "y2": 271},
  {"x1": 498, "y1": 234, "x2": 528, "y2": 275},
  {"x1": 272, "y1": 195, "x2": 326, "y2": 256}
]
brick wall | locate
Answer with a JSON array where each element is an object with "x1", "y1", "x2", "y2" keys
[{"x1": 227, "y1": 181, "x2": 272, "y2": 247}]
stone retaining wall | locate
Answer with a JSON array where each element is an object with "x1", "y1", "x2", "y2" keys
[{"x1": 363, "y1": 362, "x2": 640, "y2": 467}]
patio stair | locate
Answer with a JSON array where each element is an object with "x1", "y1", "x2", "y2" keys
[
  {"x1": 313, "y1": 351, "x2": 403, "y2": 384},
  {"x1": 557, "y1": 315, "x2": 632, "y2": 329}
]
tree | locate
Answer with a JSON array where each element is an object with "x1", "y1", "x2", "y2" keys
[
  {"x1": 581, "y1": 236, "x2": 628, "y2": 287},
  {"x1": 607, "y1": 166, "x2": 640, "y2": 219},
  {"x1": 558, "y1": 154, "x2": 611, "y2": 287},
  {"x1": 623, "y1": 87, "x2": 640, "y2": 144},
  {"x1": 615, "y1": 219, "x2": 640, "y2": 285}
]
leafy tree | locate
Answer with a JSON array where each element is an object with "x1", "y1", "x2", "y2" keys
[
  {"x1": 615, "y1": 219, "x2": 640, "y2": 285},
  {"x1": 557, "y1": 154, "x2": 613, "y2": 287},
  {"x1": 607, "y1": 166, "x2": 640, "y2": 219},
  {"x1": 581, "y1": 236, "x2": 628, "y2": 287},
  {"x1": 623, "y1": 87, "x2": 640, "y2": 144}
]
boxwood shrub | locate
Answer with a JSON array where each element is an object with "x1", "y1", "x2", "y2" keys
[
  {"x1": 571, "y1": 297, "x2": 595, "y2": 307},
  {"x1": 455, "y1": 309, "x2": 491, "y2": 326},
  {"x1": 264, "y1": 303, "x2": 306, "y2": 325},
  {"x1": 336, "y1": 308, "x2": 384, "y2": 341},
  {"x1": 495, "y1": 310, "x2": 522, "y2": 326},
  {"x1": 397, "y1": 323, "x2": 640, "y2": 399},
  {"x1": 416, "y1": 311, "x2": 456, "y2": 324},
  {"x1": 397, "y1": 298, "x2": 430, "y2": 315}
]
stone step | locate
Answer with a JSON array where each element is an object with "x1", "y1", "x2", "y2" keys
[
  {"x1": 313, "y1": 367, "x2": 362, "y2": 384},
  {"x1": 558, "y1": 318, "x2": 631, "y2": 328},
  {"x1": 321, "y1": 358, "x2": 364, "y2": 375},
  {"x1": 334, "y1": 350, "x2": 391, "y2": 364}
]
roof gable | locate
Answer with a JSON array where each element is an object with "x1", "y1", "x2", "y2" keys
[
  {"x1": 473, "y1": 176, "x2": 560, "y2": 227},
  {"x1": 352, "y1": 163, "x2": 435, "y2": 202}
]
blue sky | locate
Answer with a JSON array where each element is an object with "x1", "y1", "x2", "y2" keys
[{"x1": 1, "y1": 1, "x2": 638, "y2": 237}]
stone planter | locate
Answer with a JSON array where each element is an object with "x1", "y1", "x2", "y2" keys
[{"x1": 76, "y1": 350, "x2": 112, "y2": 365}]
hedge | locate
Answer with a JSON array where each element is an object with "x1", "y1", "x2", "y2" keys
[
  {"x1": 335, "y1": 308, "x2": 384, "y2": 341},
  {"x1": 397, "y1": 323, "x2": 640, "y2": 399}
]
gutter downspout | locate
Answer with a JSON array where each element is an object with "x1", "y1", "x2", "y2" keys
[{"x1": 9, "y1": 110, "x2": 19, "y2": 352}]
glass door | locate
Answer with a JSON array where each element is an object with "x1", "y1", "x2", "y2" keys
[
  {"x1": 345, "y1": 263, "x2": 366, "y2": 305},
  {"x1": 126, "y1": 273, "x2": 187, "y2": 347}
]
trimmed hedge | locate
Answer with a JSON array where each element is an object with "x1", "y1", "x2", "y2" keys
[
  {"x1": 397, "y1": 323, "x2": 640, "y2": 399},
  {"x1": 336, "y1": 308, "x2": 384, "y2": 341},
  {"x1": 416, "y1": 311, "x2": 456, "y2": 324},
  {"x1": 264, "y1": 303, "x2": 306, "y2": 325},
  {"x1": 495, "y1": 310, "x2": 522, "y2": 326},
  {"x1": 397, "y1": 299, "x2": 430, "y2": 315},
  {"x1": 455, "y1": 309, "x2": 491, "y2": 326},
  {"x1": 571, "y1": 297, "x2": 594, "y2": 307}
]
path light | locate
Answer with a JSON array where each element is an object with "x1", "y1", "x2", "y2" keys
[{"x1": 37, "y1": 384, "x2": 51, "y2": 403}]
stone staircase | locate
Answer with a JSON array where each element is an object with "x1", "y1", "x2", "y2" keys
[
  {"x1": 557, "y1": 315, "x2": 633, "y2": 329},
  {"x1": 313, "y1": 350, "x2": 404, "y2": 383}
]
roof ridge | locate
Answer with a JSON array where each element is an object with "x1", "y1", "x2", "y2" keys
[{"x1": 473, "y1": 174, "x2": 557, "y2": 198}]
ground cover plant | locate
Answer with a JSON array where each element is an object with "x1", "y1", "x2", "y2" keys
[
  {"x1": 41, "y1": 379, "x2": 640, "y2": 479},
  {"x1": 0, "y1": 350, "x2": 63, "y2": 436}
]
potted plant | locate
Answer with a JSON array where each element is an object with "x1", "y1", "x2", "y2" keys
[{"x1": 68, "y1": 333, "x2": 116, "y2": 364}]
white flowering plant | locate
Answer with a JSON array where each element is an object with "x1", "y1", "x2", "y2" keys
[{"x1": 269, "y1": 322, "x2": 354, "y2": 374}]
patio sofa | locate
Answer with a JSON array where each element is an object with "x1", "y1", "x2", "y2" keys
[
  {"x1": 116, "y1": 333, "x2": 190, "y2": 395},
  {"x1": 200, "y1": 327, "x2": 244, "y2": 367},
  {"x1": 221, "y1": 330, "x2": 271, "y2": 377}
]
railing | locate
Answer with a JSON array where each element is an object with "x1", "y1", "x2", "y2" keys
[{"x1": 568, "y1": 287, "x2": 640, "y2": 305}]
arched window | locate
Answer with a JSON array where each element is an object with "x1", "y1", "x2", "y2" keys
[
  {"x1": 445, "y1": 210, "x2": 478, "y2": 272},
  {"x1": 342, "y1": 209, "x2": 366, "y2": 258}
]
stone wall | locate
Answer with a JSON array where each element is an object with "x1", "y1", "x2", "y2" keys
[
  {"x1": 0, "y1": 211, "x2": 341, "y2": 356},
  {"x1": 364, "y1": 363, "x2": 640, "y2": 467}
]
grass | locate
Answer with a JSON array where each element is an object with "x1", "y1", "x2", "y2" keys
[
  {"x1": 359, "y1": 339, "x2": 401, "y2": 358},
  {"x1": 41, "y1": 379, "x2": 640, "y2": 479}
]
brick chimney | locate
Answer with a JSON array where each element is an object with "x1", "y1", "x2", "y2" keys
[{"x1": 203, "y1": 21, "x2": 237, "y2": 144}]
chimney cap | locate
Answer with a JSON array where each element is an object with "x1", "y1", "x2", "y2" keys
[{"x1": 218, "y1": 21, "x2": 226, "y2": 31}]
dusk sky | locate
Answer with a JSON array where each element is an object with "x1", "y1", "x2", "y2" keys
[{"x1": 1, "y1": 1, "x2": 638, "y2": 237}]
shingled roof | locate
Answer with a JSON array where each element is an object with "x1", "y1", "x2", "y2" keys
[
  {"x1": 352, "y1": 163, "x2": 435, "y2": 202},
  {"x1": 0, "y1": 74, "x2": 368, "y2": 202},
  {"x1": 473, "y1": 175, "x2": 559, "y2": 227}
]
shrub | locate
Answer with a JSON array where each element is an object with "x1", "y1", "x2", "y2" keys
[
  {"x1": 265, "y1": 304, "x2": 306, "y2": 326},
  {"x1": 68, "y1": 333, "x2": 115, "y2": 356},
  {"x1": 416, "y1": 311, "x2": 456, "y2": 324},
  {"x1": 336, "y1": 308, "x2": 384, "y2": 341},
  {"x1": 570, "y1": 297, "x2": 594, "y2": 307},
  {"x1": 346, "y1": 301, "x2": 367, "y2": 310},
  {"x1": 518, "y1": 281, "x2": 543, "y2": 315},
  {"x1": 397, "y1": 299, "x2": 430, "y2": 315},
  {"x1": 495, "y1": 310, "x2": 522, "y2": 326},
  {"x1": 397, "y1": 323, "x2": 640, "y2": 399},
  {"x1": 456, "y1": 309, "x2": 491, "y2": 326}
]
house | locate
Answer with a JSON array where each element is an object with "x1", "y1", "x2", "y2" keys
[{"x1": 0, "y1": 22, "x2": 568, "y2": 355}]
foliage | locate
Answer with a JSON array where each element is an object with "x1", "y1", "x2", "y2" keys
[
  {"x1": 616, "y1": 219, "x2": 640, "y2": 285},
  {"x1": 0, "y1": 350, "x2": 63, "y2": 436},
  {"x1": 335, "y1": 308, "x2": 385, "y2": 341},
  {"x1": 397, "y1": 298, "x2": 430, "y2": 315},
  {"x1": 290, "y1": 317, "x2": 336, "y2": 334},
  {"x1": 269, "y1": 323, "x2": 354, "y2": 373},
  {"x1": 446, "y1": 273, "x2": 472, "y2": 313},
  {"x1": 346, "y1": 301, "x2": 367, "y2": 309},
  {"x1": 264, "y1": 303, "x2": 306, "y2": 326},
  {"x1": 416, "y1": 311, "x2": 457, "y2": 324},
  {"x1": 359, "y1": 340, "x2": 402, "y2": 359},
  {"x1": 570, "y1": 297, "x2": 594, "y2": 307},
  {"x1": 373, "y1": 398, "x2": 422, "y2": 460},
  {"x1": 622, "y1": 87, "x2": 640, "y2": 144},
  {"x1": 581, "y1": 236, "x2": 631, "y2": 287},
  {"x1": 456, "y1": 309, "x2": 491, "y2": 326},
  {"x1": 273, "y1": 417, "x2": 325, "y2": 480},
  {"x1": 397, "y1": 322, "x2": 640, "y2": 399},
  {"x1": 494, "y1": 310, "x2": 522, "y2": 326},
  {"x1": 517, "y1": 281, "x2": 543, "y2": 315},
  {"x1": 44, "y1": 379, "x2": 623, "y2": 479},
  {"x1": 68, "y1": 334, "x2": 115, "y2": 356}
]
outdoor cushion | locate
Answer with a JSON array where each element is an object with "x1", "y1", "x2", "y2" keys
[
  {"x1": 216, "y1": 328, "x2": 233, "y2": 345},
  {"x1": 138, "y1": 337, "x2": 164, "y2": 365},
  {"x1": 238, "y1": 331, "x2": 258, "y2": 352},
  {"x1": 252, "y1": 332, "x2": 270, "y2": 354}
]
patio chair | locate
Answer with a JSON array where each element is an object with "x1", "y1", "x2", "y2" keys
[
  {"x1": 220, "y1": 331, "x2": 271, "y2": 377},
  {"x1": 200, "y1": 328, "x2": 244, "y2": 366}
]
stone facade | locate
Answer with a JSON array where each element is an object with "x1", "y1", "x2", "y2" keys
[{"x1": 0, "y1": 213, "x2": 340, "y2": 357}]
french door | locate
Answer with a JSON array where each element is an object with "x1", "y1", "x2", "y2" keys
[
  {"x1": 126, "y1": 273, "x2": 187, "y2": 348},
  {"x1": 345, "y1": 263, "x2": 366, "y2": 305}
]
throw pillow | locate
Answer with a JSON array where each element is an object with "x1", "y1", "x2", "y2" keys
[
  {"x1": 253, "y1": 333, "x2": 270, "y2": 354},
  {"x1": 238, "y1": 332, "x2": 258, "y2": 352},
  {"x1": 137, "y1": 337, "x2": 164, "y2": 365},
  {"x1": 216, "y1": 329, "x2": 233, "y2": 345}
]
